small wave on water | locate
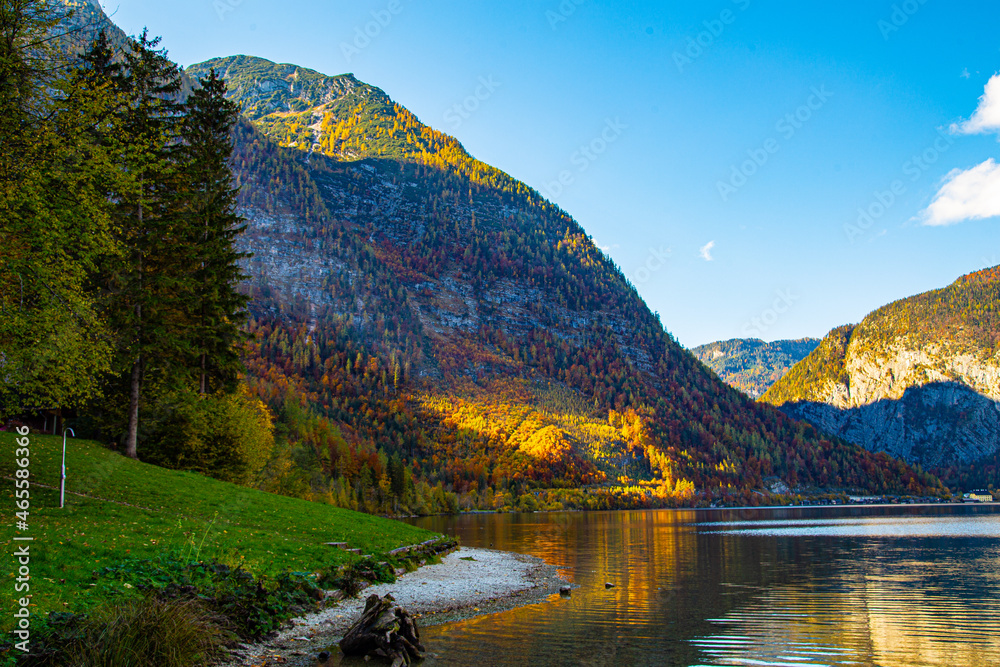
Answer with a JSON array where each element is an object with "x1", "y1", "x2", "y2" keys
[{"x1": 699, "y1": 514, "x2": 1000, "y2": 538}]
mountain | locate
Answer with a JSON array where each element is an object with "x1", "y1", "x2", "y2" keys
[
  {"x1": 177, "y1": 53, "x2": 946, "y2": 503},
  {"x1": 692, "y1": 338, "x2": 820, "y2": 398},
  {"x1": 35, "y1": 0, "x2": 946, "y2": 505},
  {"x1": 762, "y1": 266, "x2": 1000, "y2": 487},
  {"x1": 34, "y1": 0, "x2": 945, "y2": 506}
]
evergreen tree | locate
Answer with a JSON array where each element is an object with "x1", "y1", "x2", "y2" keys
[
  {"x1": 177, "y1": 68, "x2": 249, "y2": 396},
  {"x1": 109, "y1": 28, "x2": 183, "y2": 458}
]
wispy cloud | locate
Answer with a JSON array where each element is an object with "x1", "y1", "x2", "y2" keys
[
  {"x1": 922, "y1": 158, "x2": 1000, "y2": 226},
  {"x1": 952, "y1": 73, "x2": 1000, "y2": 135},
  {"x1": 699, "y1": 240, "x2": 716, "y2": 261},
  {"x1": 595, "y1": 239, "x2": 619, "y2": 254}
]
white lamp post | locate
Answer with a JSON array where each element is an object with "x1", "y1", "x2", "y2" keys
[{"x1": 60, "y1": 427, "x2": 74, "y2": 509}]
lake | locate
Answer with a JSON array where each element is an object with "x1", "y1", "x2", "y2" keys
[{"x1": 409, "y1": 505, "x2": 1000, "y2": 666}]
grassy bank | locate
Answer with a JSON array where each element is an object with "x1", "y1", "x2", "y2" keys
[{"x1": 0, "y1": 432, "x2": 436, "y2": 637}]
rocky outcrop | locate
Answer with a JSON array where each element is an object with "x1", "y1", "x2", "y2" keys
[
  {"x1": 198, "y1": 55, "x2": 363, "y2": 120},
  {"x1": 781, "y1": 382, "x2": 1000, "y2": 469},
  {"x1": 824, "y1": 343, "x2": 1000, "y2": 409},
  {"x1": 763, "y1": 268, "x2": 1000, "y2": 472},
  {"x1": 233, "y1": 155, "x2": 660, "y2": 380}
]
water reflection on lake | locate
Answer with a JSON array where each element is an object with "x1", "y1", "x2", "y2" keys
[{"x1": 409, "y1": 505, "x2": 1000, "y2": 666}]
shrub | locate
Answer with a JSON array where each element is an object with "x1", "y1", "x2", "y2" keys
[
  {"x1": 323, "y1": 560, "x2": 365, "y2": 599},
  {"x1": 95, "y1": 554, "x2": 321, "y2": 640},
  {"x1": 142, "y1": 386, "x2": 274, "y2": 485},
  {"x1": 319, "y1": 555, "x2": 395, "y2": 597},
  {"x1": 71, "y1": 597, "x2": 227, "y2": 667},
  {"x1": 10, "y1": 599, "x2": 225, "y2": 667},
  {"x1": 352, "y1": 556, "x2": 396, "y2": 585}
]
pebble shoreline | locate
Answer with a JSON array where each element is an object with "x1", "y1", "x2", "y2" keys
[{"x1": 218, "y1": 547, "x2": 567, "y2": 666}]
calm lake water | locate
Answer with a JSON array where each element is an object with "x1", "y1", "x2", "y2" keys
[{"x1": 408, "y1": 505, "x2": 1000, "y2": 666}]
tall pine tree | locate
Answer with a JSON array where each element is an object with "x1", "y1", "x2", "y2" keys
[
  {"x1": 111, "y1": 28, "x2": 183, "y2": 459},
  {"x1": 177, "y1": 69, "x2": 249, "y2": 396}
]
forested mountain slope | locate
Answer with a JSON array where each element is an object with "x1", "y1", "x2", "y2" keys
[
  {"x1": 178, "y1": 54, "x2": 942, "y2": 505},
  {"x1": 693, "y1": 338, "x2": 820, "y2": 398},
  {"x1": 763, "y1": 267, "x2": 1000, "y2": 488}
]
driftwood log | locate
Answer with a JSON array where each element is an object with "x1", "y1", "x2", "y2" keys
[{"x1": 339, "y1": 594, "x2": 424, "y2": 666}]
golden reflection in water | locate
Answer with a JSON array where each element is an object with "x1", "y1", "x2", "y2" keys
[
  {"x1": 857, "y1": 548, "x2": 1000, "y2": 666},
  {"x1": 410, "y1": 508, "x2": 1000, "y2": 667}
]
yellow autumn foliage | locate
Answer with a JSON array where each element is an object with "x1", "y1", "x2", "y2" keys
[{"x1": 518, "y1": 425, "x2": 573, "y2": 461}]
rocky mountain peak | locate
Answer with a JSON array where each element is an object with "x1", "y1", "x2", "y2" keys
[{"x1": 763, "y1": 270, "x2": 1000, "y2": 484}]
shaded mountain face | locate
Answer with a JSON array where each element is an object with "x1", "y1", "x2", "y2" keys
[
  {"x1": 778, "y1": 382, "x2": 1000, "y2": 471},
  {"x1": 763, "y1": 267, "x2": 1000, "y2": 486},
  {"x1": 183, "y1": 54, "x2": 945, "y2": 499},
  {"x1": 692, "y1": 338, "x2": 820, "y2": 399}
]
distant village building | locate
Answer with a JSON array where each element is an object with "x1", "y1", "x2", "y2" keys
[{"x1": 964, "y1": 490, "x2": 994, "y2": 502}]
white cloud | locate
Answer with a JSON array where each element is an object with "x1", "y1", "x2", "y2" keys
[
  {"x1": 699, "y1": 240, "x2": 716, "y2": 261},
  {"x1": 922, "y1": 158, "x2": 1000, "y2": 226},
  {"x1": 952, "y1": 73, "x2": 1000, "y2": 135}
]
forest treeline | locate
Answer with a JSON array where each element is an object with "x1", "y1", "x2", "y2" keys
[
  {"x1": 0, "y1": 1, "x2": 270, "y2": 483},
  {"x1": 692, "y1": 338, "x2": 820, "y2": 399}
]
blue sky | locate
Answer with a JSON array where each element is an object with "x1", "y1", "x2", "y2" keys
[{"x1": 104, "y1": 0, "x2": 1000, "y2": 347}]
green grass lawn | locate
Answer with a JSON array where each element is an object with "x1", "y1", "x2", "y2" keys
[{"x1": 0, "y1": 432, "x2": 435, "y2": 628}]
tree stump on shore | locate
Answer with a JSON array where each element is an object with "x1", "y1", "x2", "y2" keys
[{"x1": 339, "y1": 594, "x2": 424, "y2": 666}]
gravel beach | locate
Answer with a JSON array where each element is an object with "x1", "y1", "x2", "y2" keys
[{"x1": 219, "y1": 547, "x2": 567, "y2": 666}]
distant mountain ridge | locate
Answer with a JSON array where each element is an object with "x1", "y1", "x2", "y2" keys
[
  {"x1": 692, "y1": 338, "x2": 820, "y2": 398},
  {"x1": 763, "y1": 266, "x2": 1000, "y2": 486}
]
